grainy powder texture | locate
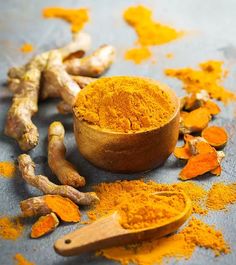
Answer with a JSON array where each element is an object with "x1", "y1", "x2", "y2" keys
[{"x1": 74, "y1": 77, "x2": 175, "y2": 133}]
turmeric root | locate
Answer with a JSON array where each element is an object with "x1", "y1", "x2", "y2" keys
[
  {"x1": 20, "y1": 195, "x2": 80, "y2": 222},
  {"x1": 48, "y1": 121, "x2": 85, "y2": 187},
  {"x1": 179, "y1": 107, "x2": 211, "y2": 134},
  {"x1": 65, "y1": 44, "x2": 116, "y2": 77},
  {"x1": 6, "y1": 32, "x2": 91, "y2": 150},
  {"x1": 31, "y1": 213, "x2": 59, "y2": 238},
  {"x1": 5, "y1": 59, "x2": 42, "y2": 151},
  {"x1": 202, "y1": 126, "x2": 228, "y2": 149},
  {"x1": 57, "y1": 101, "x2": 72, "y2": 114},
  {"x1": 179, "y1": 152, "x2": 219, "y2": 180},
  {"x1": 18, "y1": 154, "x2": 99, "y2": 205},
  {"x1": 43, "y1": 50, "x2": 81, "y2": 106},
  {"x1": 174, "y1": 143, "x2": 192, "y2": 160}
]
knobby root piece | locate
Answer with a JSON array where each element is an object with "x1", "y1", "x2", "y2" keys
[
  {"x1": 5, "y1": 60, "x2": 43, "y2": 150},
  {"x1": 20, "y1": 197, "x2": 51, "y2": 217},
  {"x1": 57, "y1": 101, "x2": 73, "y2": 114},
  {"x1": 6, "y1": 32, "x2": 91, "y2": 150},
  {"x1": 202, "y1": 126, "x2": 228, "y2": 149},
  {"x1": 48, "y1": 121, "x2": 85, "y2": 187},
  {"x1": 181, "y1": 90, "x2": 221, "y2": 116},
  {"x1": 43, "y1": 50, "x2": 81, "y2": 106},
  {"x1": 173, "y1": 143, "x2": 192, "y2": 160},
  {"x1": 179, "y1": 107, "x2": 211, "y2": 134},
  {"x1": 179, "y1": 151, "x2": 219, "y2": 180},
  {"x1": 20, "y1": 195, "x2": 80, "y2": 222},
  {"x1": 31, "y1": 212, "x2": 59, "y2": 238},
  {"x1": 65, "y1": 44, "x2": 116, "y2": 77},
  {"x1": 18, "y1": 154, "x2": 99, "y2": 205}
]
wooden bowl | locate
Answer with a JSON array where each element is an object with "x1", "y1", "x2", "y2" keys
[{"x1": 73, "y1": 77, "x2": 180, "y2": 173}]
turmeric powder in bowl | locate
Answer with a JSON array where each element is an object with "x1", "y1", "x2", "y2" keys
[
  {"x1": 73, "y1": 76, "x2": 175, "y2": 133},
  {"x1": 73, "y1": 76, "x2": 179, "y2": 172}
]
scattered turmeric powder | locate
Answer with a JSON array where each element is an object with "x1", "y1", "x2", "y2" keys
[
  {"x1": 0, "y1": 216, "x2": 24, "y2": 240},
  {"x1": 166, "y1": 53, "x2": 174, "y2": 59},
  {"x1": 0, "y1": 161, "x2": 16, "y2": 178},
  {"x1": 74, "y1": 76, "x2": 175, "y2": 133},
  {"x1": 100, "y1": 217, "x2": 230, "y2": 265},
  {"x1": 124, "y1": 46, "x2": 152, "y2": 64},
  {"x1": 123, "y1": 5, "x2": 183, "y2": 64},
  {"x1": 20, "y1": 43, "x2": 34, "y2": 53},
  {"x1": 87, "y1": 180, "x2": 207, "y2": 221},
  {"x1": 123, "y1": 5, "x2": 183, "y2": 46},
  {"x1": 31, "y1": 213, "x2": 59, "y2": 238},
  {"x1": 165, "y1": 60, "x2": 236, "y2": 103},
  {"x1": 206, "y1": 183, "x2": 236, "y2": 210},
  {"x1": 43, "y1": 7, "x2": 89, "y2": 33},
  {"x1": 202, "y1": 126, "x2": 228, "y2": 149},
  {"x1": 14, "y1": 253, "x2": 35, "y2": 265}
]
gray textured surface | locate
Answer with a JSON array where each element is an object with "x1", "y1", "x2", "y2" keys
[{"x1": 0, "y1": 0, "x2": 236, "y2": 264}]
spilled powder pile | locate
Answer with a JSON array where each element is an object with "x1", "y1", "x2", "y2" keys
[
  {"x1": 123, "y1": 5, "x2": 183, "y2": 63},
  {"x1": 74, "y1": 77, "x2": 175, "y2": 133},
  {"x1": 14, "y1": 253, "x2": 35, "y2": 265},
  {"x1": 0, "y1": 216, "x2": 24, "y2": 240},
  {"x1": 87, "y1": 180, "x2": 207, "y2": 222},
  {"x1": 43, "y1": 7, "x2": 89, "y2": 33},
  {"x1": 165, "y1": 60, "x2": 236, "y2": 103},
  {"x1": 124, "y1": 46, "x2": 152, "y2": 64},
  {"x1": 0, "y1": 161, "x2": 16, "y2": 178},
  {"x1": 100, "y1": 217, "x2": 230, "y2": 265},
  {"x1": 206, "y1": 183, "x2": 236, "y2": 210},
  {"x1": 20, "y1": 43, "x2": 34, "y2": 53}
]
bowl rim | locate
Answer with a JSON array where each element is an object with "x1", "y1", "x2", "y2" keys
[{"x1": 73, "y1": 76, "x2": 180, "y2": 135}]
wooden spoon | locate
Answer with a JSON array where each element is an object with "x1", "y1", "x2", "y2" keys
[{"x1": 54, "y1": 191, "x2": 192, "y2": 256}]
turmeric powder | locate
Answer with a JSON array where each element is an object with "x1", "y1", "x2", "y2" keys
[
  {"x1": 14, "y1": 253, "x2": 35, "y2": 265},
  {"x1": 20, "y1": 43, "x2": 34, "y2": 53},
  {"x1": 119, "y1": 192, "x2": 186, "y2": 229},
  {"x1": 0, "y1": 161, "x2": 16, "y2": 178},
  {"x1": 123, "y1": 5, "x2": 183, "y2": 64},
  {"x1": 0, "y1": 216, "x2": 24, "y2": 240},
  {"x1": 123, "y1": 5, "x2": 183, "y2": 46},
  {"x1": 43, "y1": 7, "x2": 89, "y2": 33},
  {"x1": 206, "y1": 183, "x2": 236, "y2": 210},
  {"x1": 124, "y1": 46, "x2": 152, "y2": 64},
  {"x1": 165, "y1": 60, "x2": 236, "y2": 103},
  {"x1": 31, "y1": 213, "x2": 59, "y2": 238},
  {"x1": 74, "y1": 76, "x2": 175, "y2": 133},
  {"x1": 100, "y1": 217, "x2": 230, "y2": 265}
]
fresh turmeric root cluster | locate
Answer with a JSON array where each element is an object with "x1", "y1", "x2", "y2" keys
[
  {"x1": 6, "y1": 32, "x2": 115, "y2": 151},
  {"x1": 174, "y1": 90, "x2": 228, "y2": 180},
  {"x1": 5, "y1": 31, "x2": 114, "y2": 238}
]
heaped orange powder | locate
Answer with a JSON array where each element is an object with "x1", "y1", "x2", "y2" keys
[
  {"x1": 14, "y1": 253, "x2": 35, "y2": 265},
  {"x1": 0, "y1": 161, "x2": 16, "y2": 178},
  {"x1": 124, "y1": 46, "x2": 152, "y2": 64},
  {"x1": 0, "y1": 216, "x2": 24, "y2": 240}
]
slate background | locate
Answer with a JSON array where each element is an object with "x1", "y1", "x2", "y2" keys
[{"x1": 0, "y1": 0, "x2": 236, "y2": 264}]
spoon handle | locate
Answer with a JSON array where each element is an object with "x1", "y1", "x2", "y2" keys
[{"x1": 54, "y1": 212, "x2": 127, "y2": 256}]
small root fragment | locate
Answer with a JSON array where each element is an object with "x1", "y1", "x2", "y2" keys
[
  {"x1": 65, "y1": 44, "x2": 116, "y2": 77},
  {"x1": 18, "y1": 154, "x2": 99, "y2": 205},
  {"x1": 179, "y1": 151, "x2": 219, "y2": 180},
  {"x1": 179, "y1": 107, "x2": 211, "y2": 134},
  {"x1": 48, "y1": 121, "x2": 85, "y2": 187},
  {"x1": 173, "y1": 143, "x2": 192, "y2": 160},
  {"x1": 202, "y1": 126, "x2": 228, "y2": 149},
  {"x1": 31, "y1": 212, "x2": 59, "y2": 238},
  {"x1": 20, "y1": 195, "x2": 80, "y2": 222}
]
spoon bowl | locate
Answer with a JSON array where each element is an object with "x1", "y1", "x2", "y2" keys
[
  {"x1": 73, "y1": 77, "x2": 180, "y2": 173},
  {"x1": 54, "y1": 191, "x2": 192, "y2": 256}
]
